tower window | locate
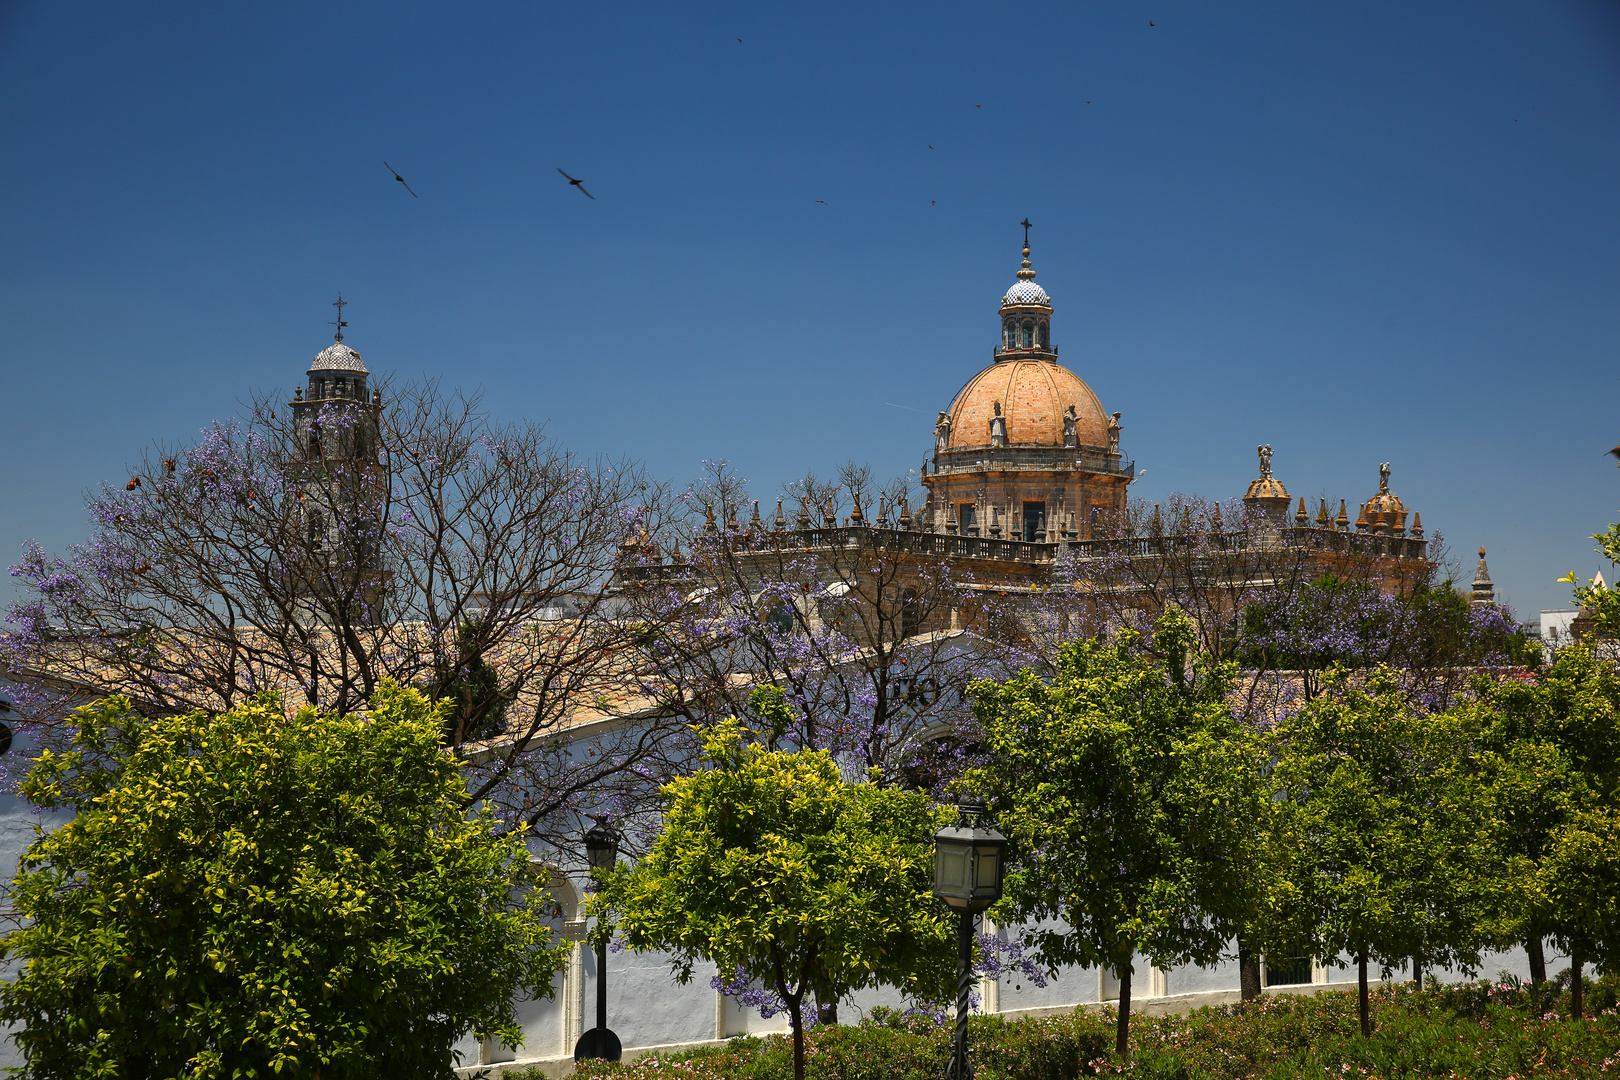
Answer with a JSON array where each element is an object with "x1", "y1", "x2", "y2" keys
[
  {"x1": 1020, "y1": 320, "x2": 1034, "y2": 348},
  {"x1": 1003, "y1": 318, "x2": 1015, "y2": 350},
  {"x1": 958, "y1": 504, "x2": 976, "y2": 533},
  {"x1": 1037, "y1": 320, "x2": 1049, "y2": 349}
]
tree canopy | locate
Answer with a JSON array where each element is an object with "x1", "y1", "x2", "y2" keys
[
  {"x1": 0, "y1": 683, "x2": 566, "y2": 1080},
  {"x1": 962, "y1": 609, "x2": 1271, "y2": 1057},
  {"x1": 593, "y1": 689, "x2": 957, "y2": 1080},
  {"x1": 1271, "y1": 666, "x2": 1511, "y2": 1035}
]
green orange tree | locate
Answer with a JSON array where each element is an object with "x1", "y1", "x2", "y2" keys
[
  {"x1": 1272, "y1": 666, "x2": 1511, "y2": 1036},
  {"x1": 962, "y1": 609, "x2": 1273, "y2": 1060},
  {"x1": 0, "y1": 683, "x2": 565, "y2": 1080},
  {"x1": 1478, "y1": 645, "x2": 1620, "y2": 1017},
  {"x1": 592, "y1": 690, "x2": 956, "y2": 1080}
]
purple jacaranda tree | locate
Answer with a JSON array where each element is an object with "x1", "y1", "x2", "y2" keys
[
  {"x1": 609, "y1": 461, "x2": 1042, "y2": 1022},
  {"x1": 3, "y1": 381, "x2": 692, "y2": 851},
  {"x1": 615, "y1": 461, "x2": 1006, "y2": 786}
]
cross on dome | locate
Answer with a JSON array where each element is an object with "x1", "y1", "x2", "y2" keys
[{"x1": 1002, "y1": 221, "x2": 1050, "y2": 308}]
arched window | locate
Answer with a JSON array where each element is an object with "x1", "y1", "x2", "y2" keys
[
  {"x1": 1037, "y1": 320, "x2": 1049, "y2": 349},
  {"x1": 1021, "y1": 320, "x2": 1034, "y2": 348},
  {"x1": 767, "y1": 602, "x2": 795, "y2": 637},
  {"x1": 307, "y1": 430, "x2": 321, "y2": 458},
  {"x1": 1003, "y1": 319, "x2": 1015, "y2": 349}
]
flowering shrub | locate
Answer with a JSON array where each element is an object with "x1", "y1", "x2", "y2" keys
[{"x1": 543, "y1": 975, "x2": 1620, "y2": 1080}]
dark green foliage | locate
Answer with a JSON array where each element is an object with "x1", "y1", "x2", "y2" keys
[
  {"x1": 0, "y1": 684, "x2": 567, "y2": 1080},
  {"x1": 548, "y1": 976, "x2": 1620, "y2": 1080},
  {"x1": 962, "y1": 610, "x2": 1274, "y2": 1056},
  {"x1": 440, "y1": 648, "x2": 510, "y2": 744}
]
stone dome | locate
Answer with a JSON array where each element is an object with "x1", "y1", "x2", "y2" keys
[
  {"x1": 945, "y1": 358, "x2": 1110, "y2": 450},
  {"x1": 309, "y1": 341, "x2": 368, "y2": 374},
  {"x1": 1361, "y1": 463, "x2": 1406, "y2": 522}
]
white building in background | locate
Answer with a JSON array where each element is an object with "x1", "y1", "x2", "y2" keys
[
  {"x1": 454, "y1": 878, "x2": 1538, "y2": 1077},
  {"x1": 1541, "y1": 608, "x2": 1580, "y2": 653}
]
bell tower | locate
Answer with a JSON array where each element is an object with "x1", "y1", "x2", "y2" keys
[{"x1": 288, "y1": 297, "x2": 387, "y2": 620}]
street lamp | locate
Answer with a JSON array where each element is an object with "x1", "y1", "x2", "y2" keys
[
  {"x1": 575, "y1": 819, "x2": 623, "y2": 1063},
  {"x1": 933, "y1": 797, "x2": 1007, "y2": 1080}
]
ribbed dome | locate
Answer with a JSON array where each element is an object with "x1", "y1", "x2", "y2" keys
[
  {"x1": 1244, "y1": 476, "x2": 1290, "y2": 501},
  {"x1": 945, "y1": 358, "x2": 1109, "y2": 450},
  {"x1": 1002, "y1": 280, "x2": 1050, "y2": 307},
  {"x1": 309, "y1": 342, "x2": 368, "y2": 374}
]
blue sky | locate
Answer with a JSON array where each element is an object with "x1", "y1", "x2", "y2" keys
[{"x1": 2, "y1": 1, "x2": 1617, "y2": 618}]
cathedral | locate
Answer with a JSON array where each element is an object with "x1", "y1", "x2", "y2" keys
[{"x1": 917, "y1": 234, "x2": 1432, "y2": 569}]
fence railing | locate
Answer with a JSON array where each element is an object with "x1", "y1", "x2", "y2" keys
[{"x1": 617, "y1": 522, "x2": 1429, "y2": 580}]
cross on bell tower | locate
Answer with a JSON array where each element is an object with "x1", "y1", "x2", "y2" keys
[{"x1": 330, "y1": 294, "x2": 348, "y2": 342}]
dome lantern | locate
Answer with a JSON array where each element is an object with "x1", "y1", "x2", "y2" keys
[{"x1": 998, "y1": 220, "x2": 1054, "y2": 359}]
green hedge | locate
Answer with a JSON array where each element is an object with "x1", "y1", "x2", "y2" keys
[{"x1": 532, "y1": 975, "x2": 1620, "y2": 1080}]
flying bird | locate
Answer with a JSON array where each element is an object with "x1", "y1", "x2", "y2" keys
[
  {"x1": 737, "y1": 37, "x2": 742, "y2": 42},
  {"x1": 1149, "y1": 20, "x2": 1156, "y2": 25},
  {"x1": 557, "y1": 168, "x2": 595, "y2": 199},
  {"x1": 931, "y1": 200, "x2": 936, "y2": 205},
  {"x1": 383, "y1": 161, "x2": 418, "y2": 197},
  {"x1": 815, "y1": 200, "x2": 827, "y2": 204}
]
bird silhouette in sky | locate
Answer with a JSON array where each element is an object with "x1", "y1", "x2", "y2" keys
[
  {"x1": 383, "y1": 161, "x2": 418, "y2": 197},
  {"x1": 931, "y1": 200, "x2": 937, "y2": 205},
  {"x1": 557, "y1": 168, "x2": 595, "y2": 199},
  {"x1": 1149, "y1": 20, "x2": 1156, "y2": 26},
  {"x1": 815, "y1": 200, "x2": 827, "y2": 204},
  {"x1": 737, "y1": 38, "x2": 742, "y2": 42}
]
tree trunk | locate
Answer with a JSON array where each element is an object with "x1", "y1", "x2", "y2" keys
[
  {"x1": 1411, "y1": 955, "x2": 1423, "y2": 991},
  {"x1": 1357, "y1": 953, "x2": 1371, "y2": 1038},
  {"x1": 816, "y1": 990, "x2": 842, "y2": 1029},
  {"x1": 1526, "y1": 936, "x2": 1545, "y2": 987},
  {"x1": 1238, "y1": 936, "x2": 1262, "y2": 1002},
  {"x1": 1571, "y1": 950, "x2": 1583, "y2": 1021},
  {"x1": 786, "y1": 995, "x2": 806, "y2": 1080},
  {"x1": 1115, "y1": 963, "x2": 1132, "y2": 1060}
]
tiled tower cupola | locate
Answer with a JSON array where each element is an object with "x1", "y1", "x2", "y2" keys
[
  {"x1": 291, "y1": 320, "x2": 381, "y2": 467},
  {"x1": 921, "y1": 229, "x2": 1135, "y2": 542}
]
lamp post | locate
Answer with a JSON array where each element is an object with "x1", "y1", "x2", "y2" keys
[
  {"x1": 932, "y1": 797, "x2": 1007, "y2": 1080},
  {"x1": 574, "y1": 819, "x2": 623, "y2": 1063}
]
